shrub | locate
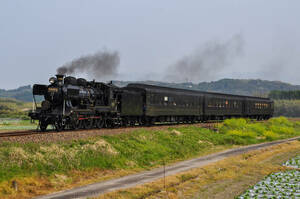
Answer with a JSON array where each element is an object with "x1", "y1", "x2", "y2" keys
[
  {"x1": 223, "y1": 118, "x2": 247, "y2": 129},
  {"x1": 219, "y1": 117, "x2": 298, "y2": 140},
  {"x1": 269, "y1": 125, "x2": 295, "y2": 135},
  {"x1": 263, "y1": 131, "x2": 279, "y2": 140},
  {"x1": 247, "y1": 123, "x2": 266, "y2": 136},
  {"x1": 219, "y1": 118, "x2": 247, "y2": 134},
  {"x1": 226, "y1": 130, "x2": 256, "y2": 138},
  {"x1": 268, "y1": 117, "x2": 293, "y2": 127},
  {"x1": 293, "y1": 121, "x2": 300, "y2": 127}
]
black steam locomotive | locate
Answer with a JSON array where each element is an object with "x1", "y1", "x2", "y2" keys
[{"x1": 29, "y1": 75, "x2": 274, "y2": 131}]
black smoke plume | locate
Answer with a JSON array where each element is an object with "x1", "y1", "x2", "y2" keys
[
  {"x1": 57, "y1": 50, "x2": 120, "y2": 80},
  {"x1": 165, "y1": 34, "x2": 244, "y2": 82}
]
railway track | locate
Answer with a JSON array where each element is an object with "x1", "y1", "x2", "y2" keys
[
  {"x1": 0, "y1": 130, "x2": 43, "y2": 137},
  {"x1": 0, "y1": 121, "x2": 221, "y2": 138}
]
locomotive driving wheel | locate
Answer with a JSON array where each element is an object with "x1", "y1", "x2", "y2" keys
[
  {"x1": 70, "y1": 119, "x2": 79, "y2": 130},
  {"x1": 77, "y1": 120, "x2": 84, "y2": 129},
  {"x1": 69, "y1": 112, "x2": 79, "y2": 130},
  {"x1": 105, "y1": 118, "x2": 113, "y2": 128},
  {"x1": 83, "y1": 118, "x2": 94, "y2": 129},
  {"x1": 95, "y1": 118, "x2": 104, "y2": 129}
]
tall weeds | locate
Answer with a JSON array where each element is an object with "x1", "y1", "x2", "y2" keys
[{"x1": 0, "y1": 117, "x2": 299, "y2": 186}]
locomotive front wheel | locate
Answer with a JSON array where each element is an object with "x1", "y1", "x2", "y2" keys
[{"x1": 40, "y1": 121, "x2": 48, "y2": 132}]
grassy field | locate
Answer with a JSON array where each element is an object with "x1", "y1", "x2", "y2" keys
[
  {"x1": 0, "y1": 119, "x2": 37, "y2": 131},
  {"x1": 98, "y1": 140, "x2": 300, "y2": 199},
  {"x1": 0, "y1": 117, "x2": 300, "y2": 198},
  {"x1": 0, "y1": 97, "x2": 36, "y2": 131},
  {"x1": 0, "y1": 98, "x2": 32, "y2": 119}
]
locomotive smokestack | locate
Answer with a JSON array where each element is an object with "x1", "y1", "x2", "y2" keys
[{"x1": 56, "y1": 74, "x2": 64, "y2": 85}]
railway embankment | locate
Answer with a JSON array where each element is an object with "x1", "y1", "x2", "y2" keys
[
  {"x1": 96, "y1": 139, "x2": 300, "y2": 199},
  {"x1": 0, "y1": 117, "x2": 299, "y2": 199}
]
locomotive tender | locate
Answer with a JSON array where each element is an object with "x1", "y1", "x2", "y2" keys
[{"x1": 29, "y1": 75, "x2": 274, "y2": 131}]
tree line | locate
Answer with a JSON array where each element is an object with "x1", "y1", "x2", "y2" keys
[
  {"x1": 267, "y1": 91, "x2": 300, "y2": 117},
  {"x1": 273, "y1": 100, "x2": 300, "y2": 117},
  {"x1": 269, "y1": 90, "x2": 300, "y2": 100}
]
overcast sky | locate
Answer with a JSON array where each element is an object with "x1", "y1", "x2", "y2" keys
[{"x1": 1, "y1": 0, "x2": 300, "y2": 89}]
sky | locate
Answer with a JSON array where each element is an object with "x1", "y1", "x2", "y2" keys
[{"x1": 0, "y1": 0, "x2": 300, "y2": 89}]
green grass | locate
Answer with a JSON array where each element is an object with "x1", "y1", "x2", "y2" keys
[
  {"x1": 0, "y1": 97, "x2": 32, "y2": 119},
  {"x1": 219, "y1": 117, "x2": 300, "y2": 141},
  {"x1": 0, "y1": 119, "x2": 37, "y2": 130},
  {"x1": 0, "y1": 117, "x2": 300, "y2": 184}
]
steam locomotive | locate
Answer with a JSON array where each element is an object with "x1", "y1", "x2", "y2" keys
[{"x1": 29, "y1": 75, "x2": 274, "y2": 131}]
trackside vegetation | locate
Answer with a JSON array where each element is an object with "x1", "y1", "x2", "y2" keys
[
  {"x1": 0, "y1": 119, "x2": 37, "y2": 130},
  {"x1": 0, "y1": 117, "x2": 300, "y2": 198},
  {"x1": 96, "y1": 140, "x2": 300, "y2": 199},
  {"x1": 0, "y1": 98, "x2": 32, "y2": 119}
]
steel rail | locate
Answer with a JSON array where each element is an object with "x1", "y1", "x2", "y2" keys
[{"x1": 0, "y1": 120, "x2": 221, "y2": 138}]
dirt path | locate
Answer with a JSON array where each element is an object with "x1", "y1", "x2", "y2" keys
[{"x1": 34, "y1": 136, "x2": 300, "y2": 199}]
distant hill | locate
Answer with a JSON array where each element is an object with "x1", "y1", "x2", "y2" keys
[
  {"x1": 197, "y1": 79, "x2": 300, "y2": 97},
  {"x1": 0, "y1": 85, "x2": 33, "y2": 102},
  {"x1": 1, "y1": 79, "x2": 300, "y2": 102},
  {"x1": 113, "y1": 79, "x2": 300, "y2": 97},
  {"x1": 0, "y1": 97, "x2": 32, "y2": 119}
]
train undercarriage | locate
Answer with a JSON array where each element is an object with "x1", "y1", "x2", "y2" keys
[{"x1": 33, "y1": 113, "x2": 271, "y2": 132}]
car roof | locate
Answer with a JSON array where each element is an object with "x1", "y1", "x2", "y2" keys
[{"x1": 126, "y1": 83, "x2": 272, "y2": 101}]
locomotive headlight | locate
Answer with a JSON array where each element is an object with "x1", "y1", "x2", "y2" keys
[{"x1": 49, "y1": 77, "x2": 57, "y2": 84}]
